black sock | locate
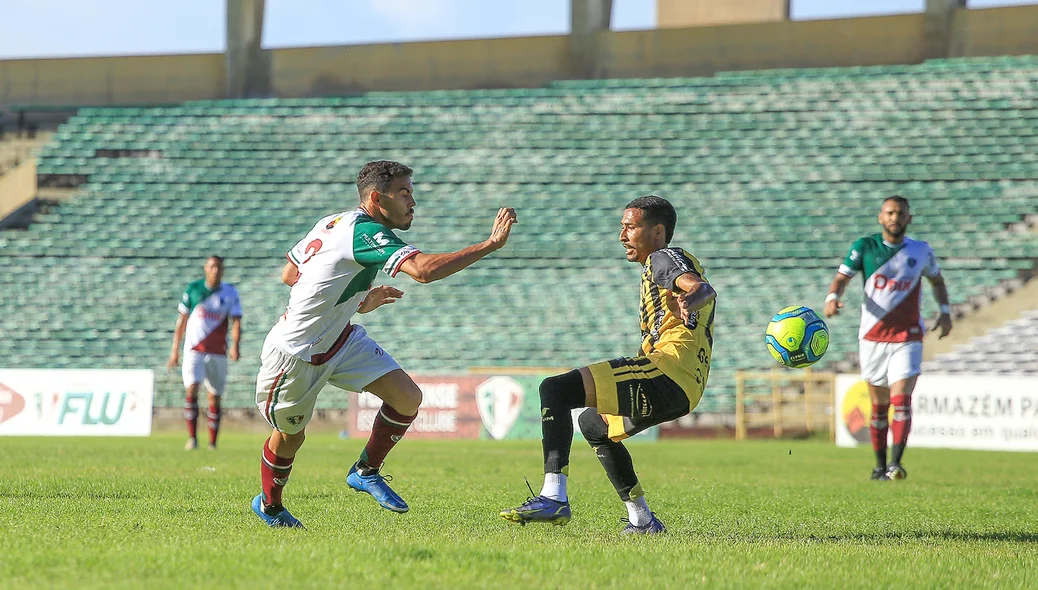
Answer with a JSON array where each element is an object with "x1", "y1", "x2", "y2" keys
[
  {"x1": 875, "y1": 448, "x2": 888, "y2": 470},
  {"x1": 891, "y1": 444, "x2": 906, "y2": 465},
  {"x1": 539, "y1": 370, "x2": 586, "y2": 474},
  {"x1": 578, "y1": 408, "x2": 639, "y2": 500}
]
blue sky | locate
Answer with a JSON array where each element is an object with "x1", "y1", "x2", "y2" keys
[{"x1": 0, "y1": 0, "x2": 1032, "y2": 59}]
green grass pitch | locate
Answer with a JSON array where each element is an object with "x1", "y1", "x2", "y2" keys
[{"x1": 2, "y1": 433, "x2": 1036, "y2": 589}]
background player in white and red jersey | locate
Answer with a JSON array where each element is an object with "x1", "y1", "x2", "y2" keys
[
  {"x1": 167, "y1": 255, "x2": 242, "y2": 450},
  {"x1": 251, "y1": 160, "x2": 517, "y2": 528},
  {"x1": 824, "y1": 196, "x2": 952, "y2": 480}
]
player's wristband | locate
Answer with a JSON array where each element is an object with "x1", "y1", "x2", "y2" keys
[
  {"x1": 939, "y1": 304, "x2": 952, "y2": 315},
  {"x1": 825, "y1": 293, "x2": 840, "y2": 304}
]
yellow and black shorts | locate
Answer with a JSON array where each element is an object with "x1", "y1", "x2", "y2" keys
[{"x1": 587, "y1": 356, "x2": 694, "y2": 442}]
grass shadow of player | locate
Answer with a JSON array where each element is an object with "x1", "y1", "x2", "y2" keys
[{"x1": 701, "y1": 530, "x2": 1038, "y2": 544}]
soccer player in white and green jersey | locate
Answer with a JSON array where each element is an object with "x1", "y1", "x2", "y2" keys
[
  {"x1": 824, "y1": 196, "x2": 952, "y2": 481},
  {"x1": 167, "y1": 255, "x2": 242, "y2": 450},
  {"x1": 252, "y1": 160, "x2": 517, "y2": 528}
]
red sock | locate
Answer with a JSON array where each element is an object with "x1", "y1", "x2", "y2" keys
[
  {"x1": 184, "y1": 397, "x2": 199, "y2": 440},
  {"x1": 891, "y1": 395, "x2": 912, "y2": 464},
  {"x1": 207, "y1": 403, "x2": 221, "y2": 447},
  {"x1": 359, "y1": 404, "x2": 417, "y2": 472},
  {"x1": 261, "y1": 438, "x2": 294, "y2": 507},
  {"x1": 870, "y1": 403, "x2": 889, "y2": 469}
]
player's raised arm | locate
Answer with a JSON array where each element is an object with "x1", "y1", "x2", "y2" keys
[
  {"x1": 398, "y1": 207, "x2": 517, "y2": 283},
  {"x1": 646, "y1": 249, "x2": 715, "y2": 325},
  {"x1": 674, "y1": 272, "x2": 716, "y2": 314}
]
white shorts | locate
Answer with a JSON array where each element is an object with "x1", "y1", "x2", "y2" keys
[
  {"x1": 254, "y1": 325, "x2": 400, "y2": 434},
  {"x1": 182, "y1": 350, "x2": 228, "y2": 395},
  {"x1": 859, "y1": 340, "x2": 923, "y2": 388}
]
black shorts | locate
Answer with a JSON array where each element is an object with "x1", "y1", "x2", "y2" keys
[{"x1": 587, "y1": 356, "x2": 692, "y2": 441}]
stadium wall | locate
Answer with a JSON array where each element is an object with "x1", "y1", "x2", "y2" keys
[
  {"x1": 0, "y1": 53, "x2": 224, "y2": 106},
  {"x1": 0, "y1": 159, "x2": 36, "y2": 220},
  {"x1": 950, "y1": 4, "x2": 1038, "y2": 57},
  {"x1": 0, "y1": 5, "x2": 1036, "y2": 106}
]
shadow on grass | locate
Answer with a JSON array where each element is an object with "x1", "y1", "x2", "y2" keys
[
  {"x1": 0, "y1": 490, "x2": 139, "y2": 500},
  {"x1": 694, "y1": 530, "x2": 1038, "y2": 544}
]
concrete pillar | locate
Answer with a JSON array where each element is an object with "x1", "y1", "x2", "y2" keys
[
  {"x1": 923, "y1": 0, "x2": 967, "y2": 59},
  {"x1": 569, "y1": 0, "x2": 612, "y2": 78},
  {"x1": 226, "y1": 0, "x2": 270, "y2": 98}
]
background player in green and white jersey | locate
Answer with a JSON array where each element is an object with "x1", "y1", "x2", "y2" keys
[
  {"x1": 252, "y1": 160, "x2": 517, "y2": 528},
  {"x1": 167, "y1": 255, "x2": 242, "y2": 450},
  {"x1": 824, "y1": 196, "x2": 952, "y2": 481}
]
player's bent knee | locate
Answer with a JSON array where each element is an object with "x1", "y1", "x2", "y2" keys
[
  {"x1": 578, "y1": 408, "x2": 610, "y2": 446},
  {"x1": 400, "y1": 382, "x2": 423, "y2": 415},
  {"x1": 539, "y1": 370, "x2": 584, "y2": 409},
  {"x1": 270, "y1": 429, "x2": 305, "y2": 456},
  {"x1": 387, "y1": 380, "x2": 422, "y2": 416}
]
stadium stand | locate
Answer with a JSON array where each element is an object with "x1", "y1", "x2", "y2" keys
[
  {"x1": 2, "y1": 55, "x2": 1037, "y2": 410},
  {"x1": 924, "y1": 309, "x2": 1038, "y2": 375}
]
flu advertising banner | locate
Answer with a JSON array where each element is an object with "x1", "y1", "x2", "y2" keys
[
  {"x1": 0, "y1": 369, "x2": 154, "y2": 436},
  {"x1": 835, "y1": 373, "x2": 1038, "y2": 452}
]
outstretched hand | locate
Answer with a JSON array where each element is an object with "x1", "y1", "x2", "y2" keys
[
  {"x1": 930, "y1": 312, "x2": 953, "y2": 339},
  {"x1": 824, "y1": 299, "x2": 844, "y2": 318},
  {"x1": 359, "y1": 285, "x2": 404, "y2": 314},
  {"x1": 677, "y1": 293, "x2": 696, "y2": 326},
  {"x1": 486, "y1": 207, "x2": 518, "y2": 251},
  {"x1": 166, "y1": 351, "x2": 179, "y2": 372}
]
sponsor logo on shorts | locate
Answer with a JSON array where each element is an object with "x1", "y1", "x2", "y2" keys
[
  {"x1": 627, "y1": 383, "x2": 652, "y2": 417},
  {"x1": 286, "y1": 415, "x2": 305, "y2": 425}
]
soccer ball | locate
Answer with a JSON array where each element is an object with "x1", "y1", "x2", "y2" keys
[{"x1": 765, "y1": 306, "x2": 830, "y2": 368}]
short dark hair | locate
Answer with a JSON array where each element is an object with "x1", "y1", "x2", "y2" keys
[
  {"x1": 357, "y1": 160, "x2": 413, "y2": 200},
  {"x1": 883, "y1": 195, "x2": 910, "y2": 210},
  {"x1": 625, "y1": 195, "x2": 676, "y2": 243},
  {"x1": 207, "y1": 255, "x2": 224, "y2": 265}
]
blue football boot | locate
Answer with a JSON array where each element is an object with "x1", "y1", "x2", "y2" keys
[
  {"x1": 346, "y1": 462, "x2": 409, "y2": 513},
  {"x1": 620, "y1": 513, "x2": 666, "y2": 535},
  {"x1": 251, "y1": 494, "x2": 305, "y2": 529}
]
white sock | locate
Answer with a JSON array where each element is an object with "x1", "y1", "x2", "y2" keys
[
  {"x1": 625, "y1": 496, "x2": 652, "y2": 526},
  {"x1": 540, "y1": 473, "x2": 567, "y2": 502}
]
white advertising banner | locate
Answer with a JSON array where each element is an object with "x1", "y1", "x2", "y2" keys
[
  {"x1": 0, "y1": 369, "x2": 153, "y2": 436},
  {"x1": 835, "y1": 373, "x2": 1038, "y2": 452}
]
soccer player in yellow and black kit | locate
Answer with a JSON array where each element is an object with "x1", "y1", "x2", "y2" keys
[{"x1": 501, "y1": 196, "x2": 716, "y2": 534}]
